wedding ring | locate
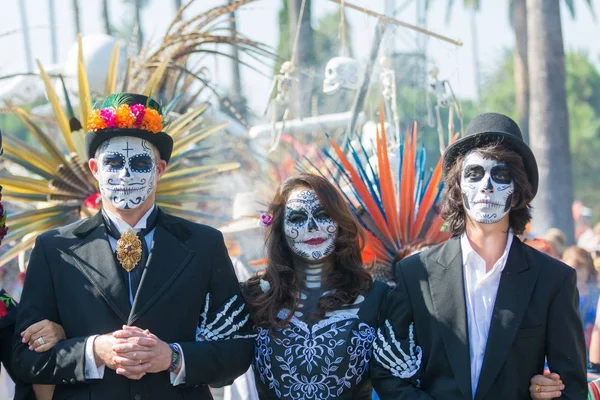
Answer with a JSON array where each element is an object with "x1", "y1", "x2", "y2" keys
[
  {"x1": 36, "y1": 337, "x2": 45, "y2": 346},
  {"x1": 535, "y1": 384, "x2": 541, "y2": 393}
]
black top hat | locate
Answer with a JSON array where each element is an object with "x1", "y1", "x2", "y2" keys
[
  {"x1": 443, "y1": 112, "x2": 538, "y2": 196},
  {"x1": 85, "y1": 93, "x2": 173, "y2": 163}
]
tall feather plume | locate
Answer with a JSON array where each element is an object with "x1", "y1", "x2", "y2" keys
[{"x1": 320, "y1": 105, "x2": 451, "y2": 284}]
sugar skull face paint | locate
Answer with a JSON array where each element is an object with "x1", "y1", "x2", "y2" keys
[
  {"x1": 461, "y1": 152, "x2": 515, "y2": 224},
  {"x1": 283, "y1": 189, "x2": 338, "y2": 262},
  {"x1": 96, "y1": 136, "x2": 157, "y2": 210}
]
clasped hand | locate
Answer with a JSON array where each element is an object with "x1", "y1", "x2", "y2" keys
[{"x1": 93, "y1": 326, "x2": 174, "y2": 380}]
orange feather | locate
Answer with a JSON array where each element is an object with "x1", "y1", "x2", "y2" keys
[
  {"x1": 328, "y1": 137, "x2": 395, "y2": 243},
  {"x1": 377, "y1": 102, "x2": 401, "y2": 246}
]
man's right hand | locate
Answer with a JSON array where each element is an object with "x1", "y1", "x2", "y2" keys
[{"x1": 93, "y1": 333, "x2": 156, "y2": 380}]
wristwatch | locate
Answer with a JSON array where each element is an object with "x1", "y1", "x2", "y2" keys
[{"x1": 168, "y1": 343, "x2": 181, "y2": 373}]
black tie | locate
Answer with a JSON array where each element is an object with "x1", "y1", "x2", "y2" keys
[{"x1": 103, "y1": 207, "x2": 159, "y2": 301}]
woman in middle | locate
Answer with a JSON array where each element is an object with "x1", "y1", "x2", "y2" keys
[{"x1": 244, "y1": 173, "x2": 389, "y2": 399}]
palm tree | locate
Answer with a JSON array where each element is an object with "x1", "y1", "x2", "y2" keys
[
  {"x1": 527, "y1": 0, "x2": 574, "y2": 241},
  {"x1": 72, "y1": 0, "x2": 82, "y2": 38},
  {"x1": 17, "y1": 0, "x2": 33, "y2": 72},
  {"x1": 445, "y1": 0, "x2": 595, "y2": 143},
  {"x1": 48, "y1": 0, "x2": 58, "y2": 63},
  {"x1": 102, "y1": 0, "x2": 112, "y2": 35},
  {"x1": 174, "y1": 0, "x2": 182, "y2": 12}
]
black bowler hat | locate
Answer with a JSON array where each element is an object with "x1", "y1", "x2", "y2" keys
[
  {"x1": 443, "y1": 112, "x2": 538, "y2": 196},
  {"x1": 85, "y1": 93, "x2": 173, "y2": 163}
]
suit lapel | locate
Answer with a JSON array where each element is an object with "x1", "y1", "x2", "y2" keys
[
  {"x1": 427, "y1": 238, "x2": 473, "y2": 399},
  {"x1": 128, "y1": 212, "x2": 195, "y2": 325},
  {"x1": 474, "y1": 238, "x2": 540, "y2": 400},
  {"x1": 69, "y1": 213, "x2": 131, "y2": 323}
]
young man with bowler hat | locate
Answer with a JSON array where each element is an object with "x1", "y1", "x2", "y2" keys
[{"x1": 371, "y1": 113, "x2": 587, "y2": 399}]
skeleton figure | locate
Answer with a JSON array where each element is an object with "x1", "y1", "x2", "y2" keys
[
  {"x1": 263, "y1": 61, "x2": 297, "y2": 152},
  {"x1": 425, "y1": 66, "x2": 463, "y2": 154},
  {"x1": 460, "y1": 152, "x2": 515, "y2": 224},
  {"x1": 323, "y1": 56, "x2": 363, "y2": 94},
  {"x1": 94, "y1": 137, "x2": 157, "y2": 210},
  {"x1": 379, "y1": 56, "x2": 400, "y2": 149}
]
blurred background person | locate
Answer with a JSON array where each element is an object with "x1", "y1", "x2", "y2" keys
[{"x1": 563, "y1": 246, "x2": 599, "y2": 349}]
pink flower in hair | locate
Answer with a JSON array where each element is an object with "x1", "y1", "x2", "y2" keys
[
  {"x1": 130, "y1": 104, "x2": 146, "y2": 128},
  {"x1": 99, "y1": 108, "x2": 117, "y2": 128},
  {"x1": 259, "y1": 213, "x2": 273, "y2": 227}
]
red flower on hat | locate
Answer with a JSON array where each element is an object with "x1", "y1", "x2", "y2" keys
[{"x1": 84, "y1": 192, "x2": 102, "y2": 211}]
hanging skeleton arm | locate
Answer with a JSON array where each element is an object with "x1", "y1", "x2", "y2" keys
[
  {"x1": 379, "y1": 56, "x2": 400, "y2": 149},
  {"x1": 263, "y1": 61, "x2": 297, "y2": 152},
  {"x1": 426, "y1": 66, "x2": 463, "y2": 154}
]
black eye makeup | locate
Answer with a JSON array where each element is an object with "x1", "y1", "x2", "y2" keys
[
  {"x1": 103, "y1": 152, "x2": 125, "y2": 171},
  {"x1": 463, "y1": 165, "x2": 484, "y2": 181},
  {"x1": 491, "y1": 165, "x2": 512, "y2": 184},
  {"x1": 129, "y1": 154, "x2": 154, "y2": 173}
]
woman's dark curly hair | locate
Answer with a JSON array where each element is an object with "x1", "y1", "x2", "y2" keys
[
  {"x1": 245, "y1": 173, "x2": 373, "y2": 329},
  {"x1": 441, "y1": 142, "x2": 534, "y2": 236}
]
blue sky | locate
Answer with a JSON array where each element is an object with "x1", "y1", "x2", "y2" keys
[{"x1": 1, "y1": 0, "x2": 598, "y2": 111}]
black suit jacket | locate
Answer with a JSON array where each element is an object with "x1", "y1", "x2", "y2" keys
[
  {"x1": 12, "y1": 210, "x2": 254, "y2": 400},
  {"x1": 371, "y1": 236, "x2": 587, "y2": 400},
  {"x1": 0, "y1": 290, "x2": 35, "y2": 400}
]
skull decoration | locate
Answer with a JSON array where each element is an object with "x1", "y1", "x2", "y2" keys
[{"x1": 323, "y1": 57, "x2": 363, "y2": 94}]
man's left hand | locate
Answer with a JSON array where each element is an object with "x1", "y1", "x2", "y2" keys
[{"x1": 112, "y1": 326, "x2": 176, "y2": 375}]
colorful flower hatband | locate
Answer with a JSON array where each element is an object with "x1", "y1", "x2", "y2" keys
[{"x1": 87, "y1": 104, "x2": 163, "y2": 134}]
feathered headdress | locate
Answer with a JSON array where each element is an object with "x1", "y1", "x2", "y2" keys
[
  {"x1": 320, "y1": 104, "x2": 455, "y2": 283},
  {"x1": 0, "y1": 38, "x2": 238, "y2": 267}
]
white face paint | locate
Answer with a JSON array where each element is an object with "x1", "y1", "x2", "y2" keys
[
  {"x1": 460, "y1": 152, "x2": 515, "y2": 224},
  {"x1": 283, "y1": 189, "x2": 338, "y2": 262},
  {"x1": 96, "y1": 136, "x2": 157, "y2": 210}
]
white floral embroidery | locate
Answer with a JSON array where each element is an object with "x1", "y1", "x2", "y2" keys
[
  {"x1": 196, "y1": 293, "x2": 255, "y2": 341},
  {"x1": 254, "y1": 312, "x2": 376, "y2": 399},
  {"x1": 373, "y1": 320, "x2": 422, "y2": 379}
]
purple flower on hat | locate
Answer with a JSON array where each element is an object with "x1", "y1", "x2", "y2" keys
[{"x1": 260, "y1": 213, "x2": 273, "y2": 227}]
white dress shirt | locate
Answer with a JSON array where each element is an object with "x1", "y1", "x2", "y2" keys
[
  {"x1": 461, "y1": 231, "x2": 513, "y2": 399},
  {"x1": 84, "y1": 206, "x2": 186, "y2": 385}
]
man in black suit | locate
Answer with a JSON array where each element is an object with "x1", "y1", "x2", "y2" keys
[
  {"x1": 12, "y1": 94, "x2": 254, "y2": 399},
  {"x1": 371, "y1": 113, "x2": 587, "y2": 399}
]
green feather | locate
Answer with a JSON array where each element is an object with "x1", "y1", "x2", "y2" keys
[{"x1": 99, "y1": 93, "x2": 136, "y2": 109}]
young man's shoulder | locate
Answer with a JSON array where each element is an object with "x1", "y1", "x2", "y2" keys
[{"x1": 393, "y1": 241, "x2": 448, "y2": 278}]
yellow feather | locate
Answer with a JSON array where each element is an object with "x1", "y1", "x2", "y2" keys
[
  {"x1": 1, "y1": 177, "x2": 56, "y2": 194},
  {"x1": 167, "y1": 105, "x2": 208, "y2": 139},
  {"x1": 36, "y1": 59, "x2": 76, "y2": 153},
  {"x1": 106, "y1": 42, "x2": 120, "y2": 94},
  {"x1": 8, "y1": 106, "x2": 68, "y2": 166},
  {"x1": 77, "y1": 35, "x2": 91, "y2": 130},
  {"x1": 142, "y1": 56, "x2": 171, "y2": 98},
  {"x1": 161, "y1": 163, "x2": 240, "y2": 181},
  {"x1": 170, "y1": 122, "x2": 228, "y2": 157}
]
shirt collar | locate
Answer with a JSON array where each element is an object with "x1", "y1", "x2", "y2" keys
[
  {"x1": 460, "y1": 229, "x2": 514, "y2": 271},
  {"x1": 103, "y1": 206, "x2": 156, "y2": 234}
]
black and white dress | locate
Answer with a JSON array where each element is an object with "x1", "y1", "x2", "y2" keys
[{"x1": 252, "y1": 280, "x2": 389, "y2": 399}]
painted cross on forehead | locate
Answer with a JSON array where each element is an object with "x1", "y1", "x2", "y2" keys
[
  {"x1": 284, "y1": 189, "x2": 338, "y2": 262},
  {"x1": 460, "y1": 152, "x2": 515, "y2": 224},
  {"x1": 97, "y1": 137, "x2": 157, "y2": 210}
]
